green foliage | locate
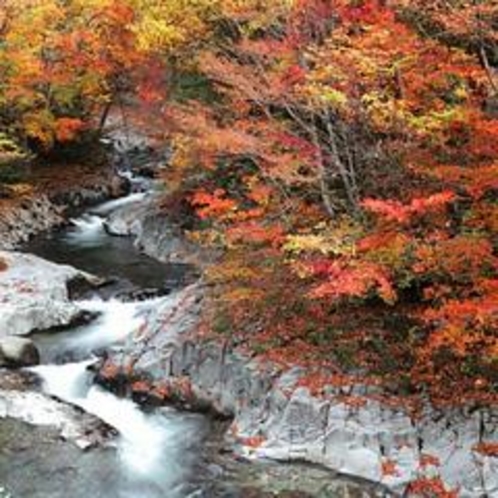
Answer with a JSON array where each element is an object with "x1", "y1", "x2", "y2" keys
[{"x1": 0, "y1": 132, "x2": 30, "y2": 183}]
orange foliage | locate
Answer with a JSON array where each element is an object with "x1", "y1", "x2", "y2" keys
[
  {"x1": 54, "y1": 118, "x2": 86, "y2": 143},
  {"x1": 239, "y1": 435, "x2": 266, "y2": 449},
  {"x1": 407, "y1": 477, "x2": 459, "y2": 498},
  {"x1": 420, "y1": 454, "x2": 441, "y2": 469},
  {"x1": 4, "y1": 0, "x2": 496, "y2": 410},
  {"x1": 162, "y1": 0, "x2": 498, "y2": 408},
  {"x1": 381, "y1": 459, "x2": 400, "y2": 478},
  {"x1": 473, "y1": 442, "x2": 498, "y2": 458},
  {"x1": 191, "y1": 189, "x2": 238, "y2": 221}
]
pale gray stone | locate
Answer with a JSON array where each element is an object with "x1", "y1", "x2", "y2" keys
[
  {"x1": 0, "y1": 389, "x2": 115, "y2": 449},
  {"x1": 104, "y1": 283, "x2": 498, "y2": 497},
  {"x1": 0, "y1": 251, "x2": 97, "y2": 336},
  {"x1": 0, "y1": 337, "x2": 40, "y2": 367}
]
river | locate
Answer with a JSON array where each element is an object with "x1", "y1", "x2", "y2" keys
[
  {"x1": 4, "y1": 177, "x2": 390, "y2": 497},
  {"x1": 24, "y1": 193, "x2": 211, "y2": 497}
]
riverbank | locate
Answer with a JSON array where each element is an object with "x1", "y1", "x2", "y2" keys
[
  {"x1": 1, "y1": 127, "x2": 496, "y2": 497},
  {"x1": 0, "y1": 210, "x2": 390, "y2": 497},
  {"x1": 0, "y1": 159, "x2": 128, "y2": 250},
  {"x1": 96, "y1": 281, "x2": 498, "y2": 497}
]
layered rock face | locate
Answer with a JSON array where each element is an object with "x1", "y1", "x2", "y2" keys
[
  {"x1": 0, "y1": 251, "x2": 98, "y2": 337},
  {"x1": 104, "y1": 193, "x2": 203, "y2": 266},
  {"x1": 0, "y1": 169, "x2": 129, "y2": 252},
  {"x1": 100, "y1": 285, "x2": 498, "y2": 497},
  {"x1": 0, "y1": 196, "x2": 63, "y2": 250}
]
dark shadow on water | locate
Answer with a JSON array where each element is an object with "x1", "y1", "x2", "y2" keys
[{"x1": 23, "y1": 217, "x2": 196, "y2": 291}]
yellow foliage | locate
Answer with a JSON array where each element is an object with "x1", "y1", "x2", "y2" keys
[
  {"x1": 129, "y1": 0, "x2": 215, "y2": 52},
  {"x1": 8, "y1": 183, "x2": 33, "y2": 196},
  {"x1": 284, "y1": 220, "x2": 363, "y2": 257},
  {"x1": 22, "y1": 110, "x2": 55, "y2": 148}
]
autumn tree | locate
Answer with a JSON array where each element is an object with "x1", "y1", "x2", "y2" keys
[
  {"x1": 1, "y1": 0, "x2": 496, "y2": 407},
  {"x1": 0, "y1": 0, "x2": 219, "y2": 156},
  {"x1": 162, "y1": 0, "x2": 497, "y2": 407}
]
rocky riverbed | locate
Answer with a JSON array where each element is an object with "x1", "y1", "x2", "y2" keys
[
  {"x1": 0, "y1": 157, "x2": 390, "y2": 497},
  {"x1": 96, "y1": 282, "x2": 498, "y2": 497}
]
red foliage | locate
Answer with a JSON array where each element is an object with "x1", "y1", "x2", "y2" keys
[
  {"x1": 473, "y1": 442, "x2": 498, "y2": 458},
  {"x1": 361, "y1": 192, "x2": 455, "y2": 224},
  {"x1": 381, "y1": 459, "x2": 400, "y2": 478},
  {"x1": 191, "y1": 189, "x2": 237, "y2": 220},
  {"x1": 420, "y1": 454, "x2": 441, "y2": 469},
  {"x1": 54, "y1": 118, "x2": 85, "y2": 142},
  {"x1": 310, "y1": 260, "x2": 396, "y2": 304},
  {"x1": 406, "y1": 477, "x2": 459, "y2": 498},
  {"x1": 239, "y1": 435, "x2": 266, "y2": 449},
  {"x1": 161, "y1": 0, "x2": 498, "y2": 408},
  {"x1": 130, "y1": 380, "x2": 151, "y2": 393}
]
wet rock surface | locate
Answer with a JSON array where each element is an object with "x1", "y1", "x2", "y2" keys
[
  {"x1": 0, "y1": 170, "x2": 130, "y2": 252},
  {"x1": 0, "y1": 388, "x2": 116, "y2": 450},
  {"x1": 103, "y1": 193, "x2": 153, "y2": 237},
  {"x1": 0, "y1": 418, "x2": 122, "y2": 498},
  {"x1": 0, "y1": 368, "x2": 41, "y2": 391},
  {"x1": 0, "y1": 195, "x2": 64, "y2": 250},
  {"x1": 194, "y1": 458, "x2": 392, "y2": 498},
  {"x1": 104, "y1": 192, "x2": 208, "y2": 267}
]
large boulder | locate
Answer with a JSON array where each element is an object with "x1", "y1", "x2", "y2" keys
[
  {"x1": 0, "y1": 389, "x2": 116, "y2": 449},
  {"x1": 103, "y1": 194, "x2": 206, "y2": 266},
  {"x1": 101, "y1": 285, "x2": 498, "y2": 498},
  {"x1": 103, "y1": 194, "x2": 151, "y2": 237},
  {"x1": 0, "y1": 251, "x2": 98, "y2": 336},
  {"x1": 0, "y1": 337, "x2": 40, "y2": 367}
]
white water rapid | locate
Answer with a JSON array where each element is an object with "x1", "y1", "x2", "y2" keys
[{"x1": 31, "y1": 296, "x2": 206, "y2": 498}]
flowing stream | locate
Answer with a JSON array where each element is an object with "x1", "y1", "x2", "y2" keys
[
  {"x1": 25, "y1": 193, "x2": 193, "y2": 291},
  {"x1": 7, "y1": 184, "x2": 389, "y2": 498},
  {"x1": 24, "y1": 193, "x2": 210, "y2": 497}
]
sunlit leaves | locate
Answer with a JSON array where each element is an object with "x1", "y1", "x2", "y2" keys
[
  {"x1": 191, "y1": 189, "x2": 238, "y2": 220},
  {"x1": 129, "y1": 0, "x2": 215, "y2": 53},
  {"x1": 362, "y1": 192, "x2": 456, "y2": 224},
  {"x1": 173, "y1": 0, "x2": 498, "y2": 408},
  {"x1": 310, "y1": 260, "x2": 397, "y2": 305},
  {"x1": 0, "y1": 0, "x2": 140, "y2": 147},
  {"x1": 2, "y1": 0, "x2": 496, "y2": 408}
]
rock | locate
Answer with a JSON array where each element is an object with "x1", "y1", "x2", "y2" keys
[
  {"x1": 0, "y1": 389, "x2": 116, "y2": 449},
  {"x1": 0, "y1": 337, "x2": 40, "y2": 367},
  {"x1": 135, "y1": 162, "x2": 158, "y2": 179},
  {"x1": 116, "y1": 287, "x2": 172, "y2": 302},
  {"x1": 104, "y1": 199, "x2": 148, "y2": 236},
  {"x1": 0, "y1": 251, "x2": 98, "y2": 336},
  {"x1": 99, "y1": 190, "x2": 154, "y2": 237},
  {"x1": 134, "y1": 208, "x2": 207, "y2": 265},
  {"x1": 0, "y1": 195, "x2": 63, "y2": 250},
  {"x1": 0, "y1": 417, "x2": 121, "y2": 498},
  {"x1": 109, "y1": 174, "x2": 131, "y2": 198},
  {"x1": 100, "y1": 284, "x2": 498, "y2": 498},
  {"x1": 0, "y1": 367, "x2": 40, "y2": 390},
  {"x1": 0, "y1": 169, "x2": 134, "y2": 251},
  {"x1": 66, "y1": 273, "x2": 109, "y2": 300},
  {"x1": 103, "y1": 194, "x2": 207, "y2": 270}
]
